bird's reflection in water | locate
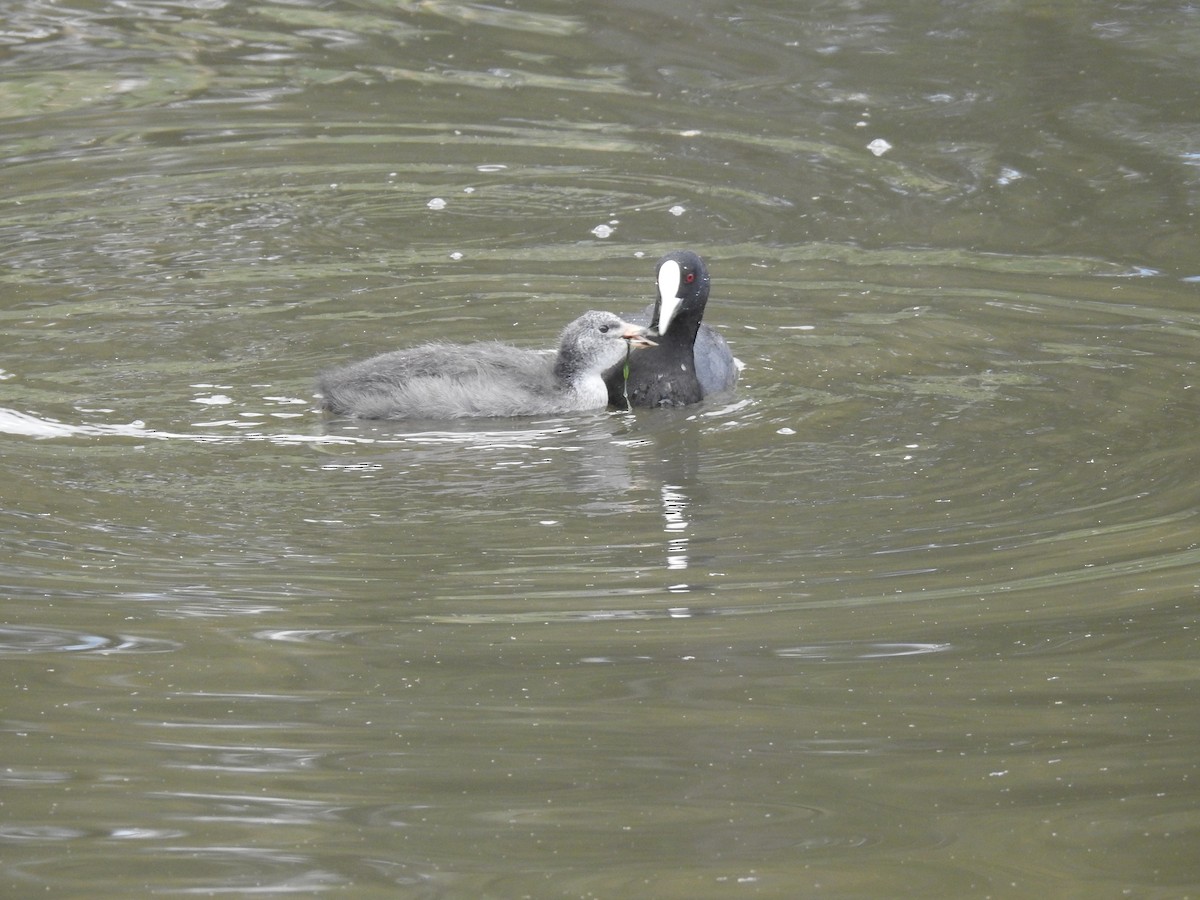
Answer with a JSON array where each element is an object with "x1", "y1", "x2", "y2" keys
[{"x1": 660, "y1": 483, "x2": 691, "y2": 588}]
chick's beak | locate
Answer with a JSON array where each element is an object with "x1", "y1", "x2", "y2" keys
[{"x1": 622, "y1": 324, "x2": 657, "y2": 349}]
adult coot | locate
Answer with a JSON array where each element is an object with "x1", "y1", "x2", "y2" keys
[
  {"x1": 604, "y1": 250, "x2": 738, "y2": 408},
  {"x1": 318, "y1": 310, "x2": 655, "y2": 419}
]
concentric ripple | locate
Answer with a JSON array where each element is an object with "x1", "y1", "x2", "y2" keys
[{"x1": 0, "y1": 625, "x2": 180, "y2": 656}]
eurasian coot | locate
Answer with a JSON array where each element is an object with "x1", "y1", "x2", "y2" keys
[
  {"x1": 318, "y1": 310, "x2": 655, "y2": 419},
  {"x1": 604, "y1": 250, "x2": 738, "y2": 408}
]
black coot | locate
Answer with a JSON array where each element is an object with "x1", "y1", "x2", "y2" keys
[{"x1": 604, "y1": 250, "x2": 737, "y2": 408}]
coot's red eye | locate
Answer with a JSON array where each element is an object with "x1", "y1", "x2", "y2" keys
[{"x1": 685, "y1": 273, "x2": 695, "y2": 283}]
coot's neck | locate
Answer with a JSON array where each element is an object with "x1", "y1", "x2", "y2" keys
[
  {"x1": 553, "y1": 346, "x2": 581, "y2": 384},
  {"x1": 554, "y1": 347, "x2": 608, "y2": 406},
  {"x1": 554, "y1": 341, "x2": 605, "y2": 391},
  {"x1": 660, "y1": 306, "x2": 704, "y2": 346}
]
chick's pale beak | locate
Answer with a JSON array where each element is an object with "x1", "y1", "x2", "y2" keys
[{"x1": 622, "y1": 324, "x2": 656, "y2": 349}]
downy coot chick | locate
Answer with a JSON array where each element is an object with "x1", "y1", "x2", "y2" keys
[{"x1": 318, "y1": 310, "x2": 655, "y2": 419}]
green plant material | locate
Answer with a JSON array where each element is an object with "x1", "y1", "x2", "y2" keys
[{"x1": 621, "y1": 343, "x2": 632, "y2": 406}]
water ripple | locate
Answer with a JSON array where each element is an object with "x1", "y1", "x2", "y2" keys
[
  {"x1": 0, "y1": 625, "x2": 180, "y2": 656},
  {"x1": 775, "y1": 642, "x2": 954, "y2": 661}
]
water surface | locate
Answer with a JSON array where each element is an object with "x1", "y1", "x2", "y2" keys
[{"x1": 2, "y1": 1, "x2": 1198, "y2": 896}]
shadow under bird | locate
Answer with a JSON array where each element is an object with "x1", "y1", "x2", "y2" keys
[
  {"x1": 316, "y1": 310, "x2": 655, "y2": 419},
  {"x1": 604, "y1": 250, "x2": 738, "y2": 409}
]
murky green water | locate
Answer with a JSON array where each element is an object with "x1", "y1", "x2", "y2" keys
[{"x1": 2, "y1": 1, "x2": 1198, "y2": 896}]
